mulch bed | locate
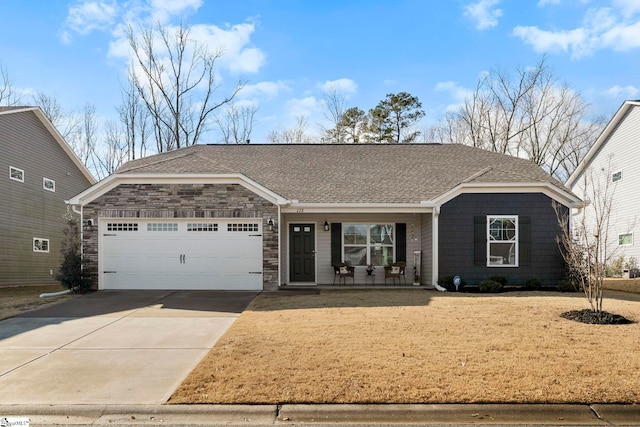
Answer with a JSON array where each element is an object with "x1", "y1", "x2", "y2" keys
[{"x1": 561, "y1": 308, "x2": 634, "y2": 325}]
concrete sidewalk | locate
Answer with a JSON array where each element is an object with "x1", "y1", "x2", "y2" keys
[
  {"x1": 1, "y1": 403, "x2": 639, "y2": 425},
  {"x1": 0, "y1": 290, "x2": 257, "y2": 405}
]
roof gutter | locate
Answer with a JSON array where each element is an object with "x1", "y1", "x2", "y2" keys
[{"x1": 281, "y1": 201, "x2": 435, "y2": 214}]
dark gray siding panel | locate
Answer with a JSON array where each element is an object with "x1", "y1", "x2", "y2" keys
[
  {"x1": 0, "y1": 111, "x2": 93, "y2": 285},
  {"x1": 439, "y1": 193, "x2": 566, "y2": 286}
]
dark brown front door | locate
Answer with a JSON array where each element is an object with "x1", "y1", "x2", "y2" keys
[{"x1": 290, "y1": 224, "x2": 315, "y2": 282}]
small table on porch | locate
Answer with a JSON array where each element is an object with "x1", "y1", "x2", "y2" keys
[{"x1": 365, "y1": 271, "x2": 376, "y2": 286}]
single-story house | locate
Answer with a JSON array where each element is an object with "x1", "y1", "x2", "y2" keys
[{"x1": 67, "y1": 143, "x2": 581, "y2": 291}]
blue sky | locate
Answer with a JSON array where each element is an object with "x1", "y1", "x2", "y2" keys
[{"x1": 1, "y1": 0, "x2": 639, "y2": 144}]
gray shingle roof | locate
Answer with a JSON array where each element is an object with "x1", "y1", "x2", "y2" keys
[{"x1": 116, "y1": 143, "x2": 571, "y2": 204}]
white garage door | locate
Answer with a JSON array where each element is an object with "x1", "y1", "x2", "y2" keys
[{"x1": 100, "y1": 220, "x2": 263, "y2": 290}]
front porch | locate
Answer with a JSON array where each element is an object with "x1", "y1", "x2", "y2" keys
[{"x1": 279, "y1": 212, "x2": 433, "y2": 287}]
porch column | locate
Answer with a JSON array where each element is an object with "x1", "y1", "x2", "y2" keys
[{"x1": 432, "y1": 206, "x2": 440, "y2": 286}]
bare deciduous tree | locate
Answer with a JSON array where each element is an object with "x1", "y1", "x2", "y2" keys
[
  {"x1": 117, "y1": 79, "x2": 150, "y2": 160},
  {"x1": 126, "y1": 22, "x2": 244, "y2": 152},
  {"x1": 0, "y1": 63, "x2": 22, "y2": 106},
  {"x1": 555, "y1": 160, "x2": 619, "y2": 316},
  {"x1": 215, "y1": 102, "x2": 256, "y2": 144},
  {"x1": 266, "y1": 116, "x2": 315, "y2": 144},
  {"x1": 429, "y1": 57, "x2": 603, "y2": 181},
  {"x1": 320, "y1": 88, "x2": 348, "y2": 144},
  {"x1": 32, "y1": 91, "x2": 80, "y2": 139}
]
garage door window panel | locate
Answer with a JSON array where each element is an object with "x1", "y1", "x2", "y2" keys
[
  {"x1": 187, "y1": 223, "x2": 218, "y2": 232},
  {"x1": 107, "y1": 223, "x2": 139, "y2": 232},
  {"x1": 228, "y1": 223, "x2": 259, "y2": 232},
  {"x1": 147, "y1": 223, "x2": 178, "y2": 232}
]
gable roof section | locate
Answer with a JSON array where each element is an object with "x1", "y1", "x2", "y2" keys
[
  {"x1": 566, "y1": 100, "x2": 640, "y2": 188},
  {"x1": 70, "y1": 143, "x2": 577, "y2": 209},
  {"x1": 0, "y1": 106, "x2": 96, "y2": 184}
]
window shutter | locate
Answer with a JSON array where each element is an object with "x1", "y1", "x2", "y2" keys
[
  {"x1": 519, "y1": 216, "x2": 532, "y2": 266},
  {"x1": 396, "y1": 223, "x2": 406, "y2": 262},
  {"x1": 474, "y1": 216, "x2": 486, "y2": 266},
  {"x1": 331, "y1": 223, "x2": 342, "y2": 265}
]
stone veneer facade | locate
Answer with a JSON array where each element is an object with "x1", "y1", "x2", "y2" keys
[{"x1": 82, "y1": 183, "x2": 279, "y2": 290}]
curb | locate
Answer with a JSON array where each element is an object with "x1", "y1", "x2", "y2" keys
[
  {"x1": 279, "y1": 404, "x2": 602, "y2": 424},
  {"x1": 0, "y1": 403, "x2": 639, "y2": 425}
]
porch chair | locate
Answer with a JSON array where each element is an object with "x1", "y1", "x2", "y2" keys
[
  {"x1": 333, "y1": 262, "x2": 355, "y2": 286},
  {"x1": 384, "y1": 262, "x2": 407, "y2": 285}
]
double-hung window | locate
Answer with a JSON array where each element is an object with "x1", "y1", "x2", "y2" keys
[
  {"x1": 487, "y1": 216, "x2": 518, "y2": 267},
  {"x1": 33, "y1": 238, "x2": 50, "y2": 253},
  {"x1": 343, "y1": 223, "x2": 394, "y2": 266},
  {"x1": 619, "y1": 233, "x2": 633, "y2": 246}
]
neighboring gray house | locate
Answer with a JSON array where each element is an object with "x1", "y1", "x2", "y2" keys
[
  {"x1": 1, "y1": 106, "x2": 95, "y2": 286},
  {"x1": 567, "y1": 100, "x2": 640, "y2": 268},
  {"x1": 67, "y1": 143, "x2": 580, "y2": 291}
]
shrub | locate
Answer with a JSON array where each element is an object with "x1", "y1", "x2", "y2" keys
[
  {"x1": 557, "y1": 279, "x2": 579, "y2": 292},
  {"x1": 606, "y1": 255, "x2": 625, "y2": 277},
  {"x1": 479, "y1": 279, "x2": 504, "y2": 293},
  {"x1": 56, "y1": 211, "x2": 92, "y2": 293},
  {"x1": 489, "y1": 275, "x2": 508, "y2": 286},
  {"x1": 524, "y1": 278, "x2": 542, "y2": 290}
]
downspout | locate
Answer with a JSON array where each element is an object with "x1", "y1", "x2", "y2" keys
[{"x1": 431, "y1": 205, "x2": 447, "y2": 292}]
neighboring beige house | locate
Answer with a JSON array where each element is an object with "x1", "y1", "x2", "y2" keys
[
  {"x1": 68, "y1": 143, "x2": 580, "y2": 291},
  {"x1": 567, "y1": 100, "x2": 640, "y2": 272},
  {"x1": 0, "y1": 106, "x2": 95, "y2": 285}
]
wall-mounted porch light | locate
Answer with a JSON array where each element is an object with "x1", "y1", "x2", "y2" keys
[
  {"x1": 268, "y1": 217, "x2": 275, "y2": 231},
  {"x1": 324, "y1": 220, "x2": 330, "y2": 231}
]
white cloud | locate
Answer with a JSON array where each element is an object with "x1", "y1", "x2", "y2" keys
[
  {"x1": 512, "y1": 26, "x2": 586, "y2": 55},
  {"x1": 189, "y1": 23, "x2": 266, "y2": 74},
  {"x1": 149, "y1": 0, "x2": 203, "y2": 23},
  {"x1": 464, "y1": 0, "x2": 503, "y2": 30},
  {"x1": 434, "y1": 81, "x2": 473, "y2": 111},
  {"x1": 319, "y1": 78, "x2": 357, "y2": 94},
  {"x1": 513, "y1": 4, "x2": 640, "y2": 58},
  {"x1": 614, "y1": 0, "x2": 640, "y2": 17},
  {"x1": 108, "y1": 21, "x2": 266, "y2": 76},
  {"x1": 605, "y1": 84, "x2": 639, "y2": 98},
  {"x1": 537, "y1": 0, "x2": 561, "y2": 6},
  {"x1": 600, "y1": 20, "x2": 640, "y2": 52},
  {"x1": 62, "y1": 0, "x2": 118, "y2": 42},
  {"x1": 240, "y1": 81, "x2": 291, "y2": 98},
  {"x1": 286, "y1": 96, "x2": 321, "y2": 118}
]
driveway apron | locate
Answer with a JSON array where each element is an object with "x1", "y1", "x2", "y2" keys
[{"x1": 0, "y1": 290, "x2": 257, "y2": 404}]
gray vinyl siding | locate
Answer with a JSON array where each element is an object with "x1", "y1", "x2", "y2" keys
[
  {"x1": 281, "y1": 213, "x2": 426, "y2": 285},
  {"x1": 570, "y1": 105, "x2": 640, "y2": 265},
  {"x1": 438, "y1": 193, "x2": 566, "y2": 286},
  {"x1": 0, "y1": 110, "x2": 93, "y2": 285}
]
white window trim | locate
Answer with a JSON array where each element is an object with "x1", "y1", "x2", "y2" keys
[
  {"x1": 343, "y1": 223, "x2": 395, "y2": 266},
  {"x1": 43, "y1": 177, "x2": 56, "y2": 192},
  {"x1": 619, "y1": 232, "x2": 634, "y2": 246},
  {"x1": 487, "y1": 215, "x2": 518, "y2": 267},
  {"x1": 612, "y1": 170, "x2": 623, "y2": 183},
  {"x1": 33, "y1": 237, "x2": 50, "y2": 253},
  {"x1": 10, "y1": 166, "x2": 24, "y2": 182}
]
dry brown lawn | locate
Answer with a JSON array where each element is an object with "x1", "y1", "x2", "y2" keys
[
  {"x1": 170, "y1": 289, "x2": 640, "y2": 405},
  {"x1": 0, "y1": 284, "x2": 74, "y2": 320}
]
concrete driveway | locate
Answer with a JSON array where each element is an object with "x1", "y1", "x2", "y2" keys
[{"x1": 0, "y1": 290, "x2": 257, "y2": 405}]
